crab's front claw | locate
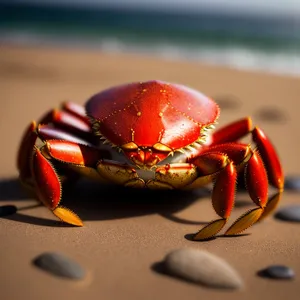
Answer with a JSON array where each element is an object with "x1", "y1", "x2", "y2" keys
[{"x1": 32, "y1": 147, "x2": 83, "y2": 226}]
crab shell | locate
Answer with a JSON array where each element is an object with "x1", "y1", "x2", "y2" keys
[{"x1": 86, "y1": 80, "x2": 220, "y2": 167}]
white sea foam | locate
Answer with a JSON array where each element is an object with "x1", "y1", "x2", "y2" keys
[{"x1": 1, "y1": 29, "x2": 300, "y2": 78}]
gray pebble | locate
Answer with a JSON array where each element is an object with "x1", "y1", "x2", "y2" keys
[
  {"x1": 275, "y1": 205, "x2": 300, "y2": 222},
  {"x1": 285, "y1": 176, "x2": 300, "y2": 191},
  {"x1": 33, "y1": 252, "x2": 85, "y2": 280},
  {"x1": 163, "y1": 248, "x2": 243, "y2": 289},
  {"x1": 258, "y1": 265, "x2": 295, "y2": 279},
  {"x1": 0, "y1": 205, "x2": 17, "y2": 217}
]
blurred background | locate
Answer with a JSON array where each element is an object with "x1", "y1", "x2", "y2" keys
[{"x1": 1, "y1": 0, "x2": 300, "y2": 77}]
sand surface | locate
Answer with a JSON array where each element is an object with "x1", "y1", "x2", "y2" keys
[{"x1": 0, "y1": 45, "x2": 300, "y2": 300}]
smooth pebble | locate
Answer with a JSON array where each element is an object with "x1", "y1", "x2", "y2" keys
[
  {"x1": 275, "y1": 205, "x2": 300, "y2": 222},
  {"x1": 284, "y1": 176, "x2": 300, "y2": 191},
  {"x1": 0, "y1": 205, "x2": 17, "y2": 217},
  {"x1": 33, "y1": 252, "x2": 85, "y2": 280},
  {"x1": 258, "y1": 265, "x2": 295, "y2": 279},
  {"x1": 163, "y1": 248, "x2": 243, "y2": 289}
]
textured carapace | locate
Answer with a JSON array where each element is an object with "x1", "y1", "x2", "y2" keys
[{"x1": 86, "y1": 80, "x2": 220, "y2": 167}]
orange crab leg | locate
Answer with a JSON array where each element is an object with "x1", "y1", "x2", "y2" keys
[
  {"x1": 31, "y1": 148, "x2": 83, "y2": 226},
  {"x1": 192, "y1": 143, "x2": 251, "y2": 240},
  {"x1": 40, "y1": 109, "x2": 90, "y2": 132},
  {"x1": 38, "y1": 124, "x2": 92, "y2": 145},
  {"x1": 200, "y1": 142, "x2": 252, "y2": 167},
  {"x1": 210, "y1": 117, "x2": 252, "y2": 145},
  {"x1": 252, "y1": 127, "x2": 284, "y2": 190},
  {"x1": 39, "y1": 109, "x2": 94, "y2": 142},
  {"x1": 44, "y1": 140, "x2": 108, "y2": 166},
  {"x1": 193, "y1": 161, "x2": 237, "y2": 240},
  {"x1": 37, "y1": 140, "x2": 111, "y2": 224},
  {"x1": 225, "y1": 150, "x2": 268, "y2": 235},
  {"x1": 210, "y1": 117, "x2": 284, "y2": 190},
  {"x1": 62, "y1": 101, "x2": 89, "y2": 123},
  {"x1": 17, "y1": 122, "x2": 92, "y2": 187},
  {"x1": 193, "y1": 142, "x2": 271, "y2": 239},
  {"x1": 31, "y1": 140, "x2": 109, "y2": 226},
  {"x1": 32, "y1": 149, "x2": 62, "y2": 210}
]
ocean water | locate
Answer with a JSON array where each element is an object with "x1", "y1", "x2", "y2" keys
[{"x1": 1, "y1": 2, "x2": 300, "y2": 77}]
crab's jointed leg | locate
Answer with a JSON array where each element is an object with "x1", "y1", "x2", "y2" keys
[
  {"x1": 38, "y1": 101, "x2": 97, "y2": 143},
  {"x1": 32, "y1": 146, "x2": 83, "y2": 226},
  {"x1": 192, "y1": 142, "x2": 271, "y2": 240},
  {"x1": 16, "y1": 102, "x2": 106, "y2": 225},
  {"x1": 17, "y1": 102, "x2": 93, "y2": 185},
  {"x1": 191, "y1": 117, "x2": 284, "y2": 240},
  {"x1": 193, "y1": 159, "x2": 237, "y2": 240},
  {"x1": 32, "y1": 139, "x2": 110, "y2": 225},
  {"x1": 210, "y1": 117, "x2": 284, "y2": 190}
]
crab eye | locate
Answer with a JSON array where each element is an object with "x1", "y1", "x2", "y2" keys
[
  {"x1": 152, "y1": 143, "x2": 172, "y2": 152},
  {"x1": 121, "y1": 142, "x2": 139, "y2": 151}
]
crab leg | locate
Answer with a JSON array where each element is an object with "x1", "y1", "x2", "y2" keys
[
  {"x1": 30, "y1": 140, "x2": 109, "y2": 225},
  {"x1": 38, "y1": 124, "x2": 92, "y2": 145},
  {"x1": 61, "y1": 101, "x2": 90, "y2": 123},
  {"x1": 193, "y1": 142, "x2": 272, "y2": 239},
  {"x1": 192, "y1": 144, "x2": 251, "y2": 240},
  {"x1": 32, "y1": 147, "x2": 83, "y2": 226},
  {"x1": 40, "y1": 109, "x2": 90, "y2": 134},
  {"x1": 38, "y1": 104, "x2": 95, "y2": 142},
  {"x1": 210, "y1": 117, "x2": 284, "y2": 189},
  {"x1": 210, "y1": 117, "x2": 252, "y2": 145},
  {"x1": 193, "y1": 160, "x2": 237, "y2": 240},
  {"x1": 17, "y1": 121, "x2": 93, "y2": 184},
  {"x1": 252, "y1": 127, "x2": 284, "y2": 190},
  {"x1": 224, "y1": 149, "x2": 268, "y2": 236}
]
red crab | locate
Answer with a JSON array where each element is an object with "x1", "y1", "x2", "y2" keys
[{"x1": 17, "y1": 80, "x2": 284, "y2": 240}]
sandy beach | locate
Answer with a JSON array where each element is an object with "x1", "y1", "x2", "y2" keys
[{"x1": 1, "y1": 44, "x2": 300, "y2": 300}]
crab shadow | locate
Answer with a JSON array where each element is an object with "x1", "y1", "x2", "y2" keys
[
  {"x1": 1, "y1": 177, "x2": 213, "y2": 227},
  {"x1": 0, "y1": 177, "x2": 29, "y2": 201}
]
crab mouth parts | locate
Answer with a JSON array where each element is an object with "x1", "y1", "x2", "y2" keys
[
  {"x1": 130, "y1": 151, "x2": 160, "y2": 168},
  {"x1": 89, "y1": 116, "x2": 216, "y2": 168}
]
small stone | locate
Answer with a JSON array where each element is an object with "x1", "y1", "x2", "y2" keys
[
  {"x1": 0, "y1": 205, "x2": 17, "y2": 217},
  {"x1": 33, "y1": 252, "x2": 85, "y2": 280},
  {"x1": 275, "y1": 205, "x2": 300, "y2": 222},
  {"x1": 258, "y1": 265, "x2": 295, "y2": 279},
  {"x1": 284, "y1": 176, "x2": 300, "y2": 191},
  {"x1": 163, "y1": 248, "x2": 243, "y2": 289}
]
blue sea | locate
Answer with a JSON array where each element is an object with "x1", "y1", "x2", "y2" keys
[{"x1": 1, "y1": 2, "x2": 300, "y2": 77}]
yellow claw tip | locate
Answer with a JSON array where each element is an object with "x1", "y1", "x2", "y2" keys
[
  {"x1": 53, "y1": 207, "x2": 84, "y2": 227},
  {"x1": 277, "y1": 178, "x2": 284, "y2": 191},
  {"x1": 193, "y1": 218, "x2": 227, "y2": 241},
  {"x1": 224, "y1": 207, "x2": 263, "y2": 236}
]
